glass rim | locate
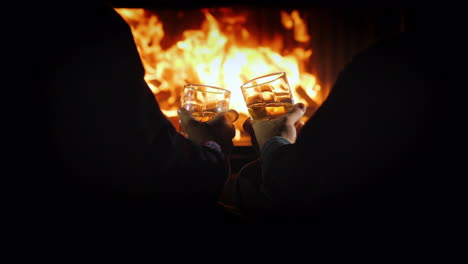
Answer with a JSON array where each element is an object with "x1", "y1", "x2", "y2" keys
[
  {"x1": 241, "y1": 72, "x2": 286, "y2": 89},
  {"x1": 184, "y1": 83, "x2": 231, "y2": 95}
]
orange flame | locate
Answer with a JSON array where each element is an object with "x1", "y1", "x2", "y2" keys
[{"x1": 115, "y1": 7, "x2": 327, "y2": 145}]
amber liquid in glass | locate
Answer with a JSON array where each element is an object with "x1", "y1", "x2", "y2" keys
[
  {"x1": 192, "y1": 111, "x2": 217, "y2": 122},
  {"x1": 179, "y1": 111, "x2": 217, "y2": 136},
  {"x1": 247, "y1": 102, "x2": 293, "y2": 120}
]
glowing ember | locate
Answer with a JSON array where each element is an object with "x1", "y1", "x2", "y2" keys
[{"x1": 114, "y1": 7, "x2": 327, "y2": 145}]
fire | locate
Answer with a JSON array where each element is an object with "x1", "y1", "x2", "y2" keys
[{"x1": 114, "y1": 7, "x2": 327, "y2": 145}]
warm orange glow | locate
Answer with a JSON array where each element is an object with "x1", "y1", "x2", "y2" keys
[{"x1": 114, "y1": 7, "x2": 327, "y2": 145}]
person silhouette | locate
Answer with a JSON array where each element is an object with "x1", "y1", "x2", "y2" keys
[
  {"x1": 235, "y1": 31, "x2": 439, "y2": 227},
  {"x1": 45, "y1": 1, "x2": 240, "y2": 225}
]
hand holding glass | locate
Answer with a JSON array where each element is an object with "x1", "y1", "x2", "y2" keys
[
  {"x1": 240, "y1": 72, "x2": 294, "y2": 121},
  {"x1": 180, "y1": 84, "x2": 231, "y2": 136}
]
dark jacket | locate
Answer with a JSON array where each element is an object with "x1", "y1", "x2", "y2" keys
[
  {"x1": 45, "y1": 3, "x2": 231, "y2": 222},
  {"x1": 236, "y1": 32, "x2": 440, "y2": 227}
]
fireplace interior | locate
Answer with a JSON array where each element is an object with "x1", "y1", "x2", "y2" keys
[{"x1": 107, "y1": 1, "x2": 425, "y2": 173}]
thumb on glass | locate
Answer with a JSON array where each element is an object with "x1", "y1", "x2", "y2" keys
[
  {"x1": 284, "y1": 102, "x2": 306, "y2": 125},
  {"x1": 208, "y1": 109, "x2": 239, "y2": 125}
]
